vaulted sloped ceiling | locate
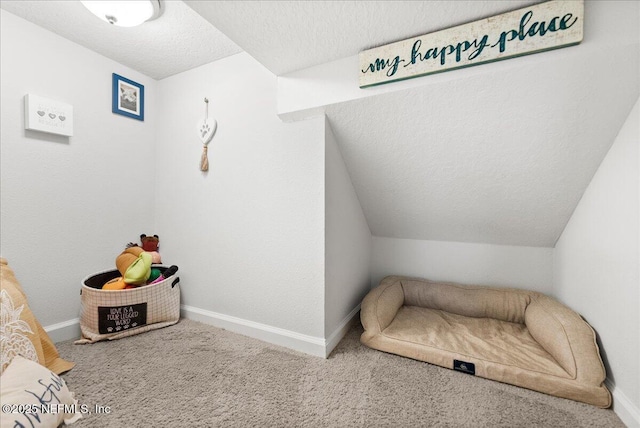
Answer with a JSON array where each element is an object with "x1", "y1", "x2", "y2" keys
[{"x1": 324, "y1": 40, "x2": 638, "y2": 246}]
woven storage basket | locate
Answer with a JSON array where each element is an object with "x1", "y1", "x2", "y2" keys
[{"x1": 75, "y1": 266, "x2": 180, "y2": 344}]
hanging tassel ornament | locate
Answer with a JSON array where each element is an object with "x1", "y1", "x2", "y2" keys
[
  {"x1": 196, "y1": 97, "x2": 216, "y2": 172},
  {"x1": 200, "y1": 145, "x2": 209, "y2": 171}
]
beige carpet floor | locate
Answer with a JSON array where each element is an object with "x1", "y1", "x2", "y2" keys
[{"x1": 55, "y1": 318, "x2": 624, "y2": 427}]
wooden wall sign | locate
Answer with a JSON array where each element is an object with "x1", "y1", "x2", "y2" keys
[{"x1": 359, "y1": 0, "x2": 584, "y2": 88}]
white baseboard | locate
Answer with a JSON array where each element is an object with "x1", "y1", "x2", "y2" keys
[
  {"x1": 325, "y1": 304, "x2": 361, "y2": 357},
  {"x1": 44, "y1": 318, "x2": 80, "y2": 343},
  {"x1": 181, "y1": 305, "x2": 326, "y2": 357},
  {"x1": 606, "y1": 379, "x2": 640, "y2": 428},
  {"x1": 181, "y1": 304, "x2": 361, "y2": 359},
  {"x1": 44, "y1": 306, "x2": 361, "y2": 359}
]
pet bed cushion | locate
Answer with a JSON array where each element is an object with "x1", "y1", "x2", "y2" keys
[
  {"x1": 384, "y1": 306, "x2": 569, "y2": 377},
  {"x1": 0, "y1": 355, "x2": 81, "y2": 427},
  {"x1": 0, "y1": 258, "x2": 74, "y2": 375},
  {"x1": 361, "y1": 276, "x2": 611, "y2": 407}
]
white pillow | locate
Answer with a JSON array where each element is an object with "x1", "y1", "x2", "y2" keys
[{"x1": 0, "y1": 355, "x2": 82, "y2": 427}]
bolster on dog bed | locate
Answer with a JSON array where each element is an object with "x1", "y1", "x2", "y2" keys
[{"x1": 360, "y1": 276, "x2": 611, "y2": 408}]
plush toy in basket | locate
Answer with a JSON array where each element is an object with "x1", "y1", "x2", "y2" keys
[
  {"x1": 103, "y1": 234, "x2": 165, "y2": 290},
  {"x1": 75, "y1": 235, "x2": 180, "y2": 344}
]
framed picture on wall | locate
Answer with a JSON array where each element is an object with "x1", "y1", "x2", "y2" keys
[{"x1": 112, "y1": 73, "x2": 144, "y2": 121}]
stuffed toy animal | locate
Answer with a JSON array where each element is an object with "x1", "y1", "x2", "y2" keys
[
  {"x1": 116, "y1": 246, "x2": 152, "y2": 285},
  {"x1": 140, "y1": 234, "x2": 159, "y2": 251},
  {"x1": 102, "y1": 235, "x2": 162, "y2": 289},
  {"x1": 138, "y1": 234, "x2": 162, "y2": 264},
  {"x1": 103, "y1": 246, "x2": 153, "y2": 290}
]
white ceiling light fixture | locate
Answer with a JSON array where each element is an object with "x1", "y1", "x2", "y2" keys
[{"x1": 81, "y1": 0, "x2": 163, "y2": 27}]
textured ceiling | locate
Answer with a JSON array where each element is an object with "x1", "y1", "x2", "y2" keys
[
  {"x1": 186, "y1": 0, "x2": 540, "y2": 75},
  {"x1": 324, "y1": 0, "x2": 640, "y2": 247},
  {"x1": 327, "y1": 2, "x2": 640, "y2": 247},
  {"x1": 326, "y1": 49, "x2": 638, "y2": 247},
  {"x1": 0, "y1": 0, "x2": 241, "y2": 80}
]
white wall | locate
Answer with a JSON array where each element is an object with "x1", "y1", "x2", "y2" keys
[
  {"x1": 0, "y1": 10, "x2": 157, "y2": 326},
  {"x1": 372, "y1": 237, "x2": 553, "y2": 293},
  {"x1": 324, "y1": 118, "x2": 371, "y2": 338},
  {"x1": 553, "y1": 98, "x2": 639, "y2": 426},
  {"x1": 155, "y1": 53, "x2": 326, "y2": 339}
]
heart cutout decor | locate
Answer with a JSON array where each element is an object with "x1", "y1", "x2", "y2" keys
[
  {"x1": 197, "y1": 118, "x2": 217, "y2": 145},
  {"x1": 59, "y1": 116, "x2": 66, "y2": 121},
  {"x1": 48, "y1": 113, "x2": 56, "y2": 119},
  {"x1": 37, "y1": 110, "x2": 45, "y2": 116}
]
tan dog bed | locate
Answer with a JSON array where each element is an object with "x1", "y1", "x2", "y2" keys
[{"x1": 360, "y1": 276, "x2": 611, "y2": 407}]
